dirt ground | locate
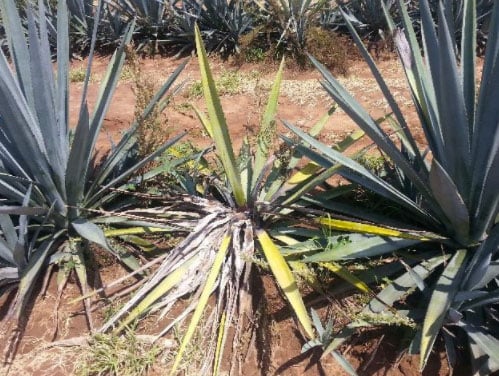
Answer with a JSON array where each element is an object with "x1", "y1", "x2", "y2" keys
[{"x1": 0, "y1": 52, "x2": 474, "y2": 375}]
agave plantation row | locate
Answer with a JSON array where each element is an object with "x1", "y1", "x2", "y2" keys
[
  {"x1": 0, "y1": 0, "x2": 495, "y2": 61},
  {"x1": 1, "y1": 0, "x2": 499, "y2": 375}
]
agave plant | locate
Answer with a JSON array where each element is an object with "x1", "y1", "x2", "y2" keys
[
  {"x1": 285, "y1": 0, "x2": 499, "y2": 373},
  {"x1": 331, "y1": 0, "x2": 397, "y2": 38},
  {"x1": 0, "y1": 0, "x2": 186, "y2": 339},
  {"x1": 168, "y1": 0, "x2": 253, "y2": 57},
  {"x1": 404, "y1": 0, "x2": 493, "y2": 54},
  {"x1": 106, "y1": 0, "x2": 170, "y2": 53},
  {"x1": 65, "y1": 0, "x2": 95, "y2": 54},
  {"x1": 99, "y1": 23, "x2": 367, "y2": 374},
  {"x1": 254, "y1": 0, "x2": 328, "y2": 57}
]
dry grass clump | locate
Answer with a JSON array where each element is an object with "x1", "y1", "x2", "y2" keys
[{"x1": 126, "y1": 45, "x2": 171, "y2": 159}]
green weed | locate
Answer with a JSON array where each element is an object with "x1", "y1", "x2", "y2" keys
[
  {"x1": 187, "y1": 69, "x2": 243, "y2": 99},
  {"x1": 75, "y1": 332, "x2": 162, "y2": 376},
  {"x1": 69, "y1": 66, "x2": 87, "y2": 83}
]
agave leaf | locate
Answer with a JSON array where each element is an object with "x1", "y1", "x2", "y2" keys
[
  {"x1": 0, "y1": 239, "x2": 16, "y2": 266},
  {"x1": 252, "y1": 57, "x2": 285, "y2": 187},
  {"x1": 429, "y1": 158, "x2": 470, "y2": 244},
  {"x1": 282, "y1": 163, "x2": 343, "y2": 207},
  {"x1": 399, "y1": 259, "x2": 427, "y2": 293},
  {"x1": 213, "y1": 311, "x2": 226, "y2": 375},
  {"x1": 284, "y1": 122, "x2": 435, "y2": 223},
  {"x1": 103, "y1": 227, "x2": 177, "y2": 237},
  {"x1": 9, "y1": 232, "x2": 63, "y2": 321},
  {"x1": 458, "y1": 320, "x2": 499, "y2": 372},
  {"x1": 434, "y1": 2, "x2": 471, "y2": 191},
  {"x1": 338, "y1": 7, "x2": 422, "y2": 164},
  {"x1": 393, "y1": 0, "x2": 441, "y2": 154},
  {"x1": 287, "y1": 107, "x2": 337, "y2": 172},
  {"x1": 461, "y1": 289, "x2": 499, "y2": 311},
  {"x1": 319, "y1": 262, "x2": 371, "y2": 294},
  {"x1": 304, "y1": 235, "x2": 419, "y2": 262},
  {"x1": 309, "y1": 55, "x2": 438, "y2": 210},
  {"x1": 331, "y1": 351, "x2": 358, "y2": 376},
  {"x1": 302, "y1": 194, "x2": 408, "y2": 229},
  {"x1": 118, "y1": 235, "x2": 156, "y2": 252},
  {"x1": 322, "y1": 254, "x2": 446, "y2": 358},
  {"x1": 73, "y1": 248, "x2": 94, "y2": 330},
  {"x1": 0, "y1": 267, "x2": 18, "y2": 284},
  {"x1": 464, "y1": 224, "x2": 499, "y2": 290},
  {"x1": 115, "y1": 255, "x2": 198, "y2": 333},
  {"x1": 71, "y1": 219, "x2": 111, "y2": 251},
  {"x1": 66, "y1": 102, "x2": 91, "y2": 209},
  {"x1": 282, "y1": 128, "x2": 362, "y2": 204},
  {"x1": 170, "y1": 234, "x2": 231, "y2": 376},
  {"x1": 322, "y1": 320, "x2": 368, "y2": 358},
  {"x1": 286, "y1": 162, "x2": 322, "y2": 185},
  {"x1": 27, "y1": 2, "x2": 65, "y2": 189},
  {"x1": 318, "y1": 217, "x2": 439, "y2": 241},
  {"x1": 442, "y1": 329, "x2": 457, "y2": 370},
  {"x1": 68, "y1": 21, "x2": 135, "y2": 208},
  {"x1": 0, "y1": 0, "x2": 34, "y2": 107},
  {"x1": 461, "y1": 0, "x2": 476, "y2": 133},
  {"x1": 108, "y1": 241, "x2": 142, "y2": 273},
  {"x1": 470, "y1": 1, "x2": 499, "y2": 240},
  {"x1": 257, "y1": 229, "x2": 313, "y2": 338},
  {"x1": 366, "y1": 254, "x2": 447, "y2": 315},
  {"x1": 194, "y1": 24, "x2": 245, "y2": 207},
  {"x1": 0, "y1": 210, "x2": 16, "y2": 245},
  {"x1": 0, "y1": 206, "x2": 47, "y2": 216},
  {"x1": 56, "y1": 0, "x2": 69, "y2": 154},
  {"x1": 0, "y1": 56, "x2": 65, "y2": 213},
  {"x1": 192, "y1": 105, "x2": 213, "y2": 138},
  {"x1": 420, "y1": 249, "x2": 468, "y2": 370}
]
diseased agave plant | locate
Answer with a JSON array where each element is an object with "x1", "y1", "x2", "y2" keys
[
  {"x1": 285, "y1": 0, "x2": 499, "y2": 373},
  {"x1": 0, "y1": 0, "x2": 186, "y2": 345},
  {"x1": 100, "y1": 24, "x2": 365, "y2": 375}
]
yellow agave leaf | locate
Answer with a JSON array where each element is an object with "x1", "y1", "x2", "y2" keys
[
  {"x1": 318, "y1": 217, "x2": 438, "y2": 241},
  {"x1": 194, "y1": 25, "x2": 245, "y2": 207},
  {"x1": 272, "y1": 233, "x2": 299, "y2": 246},
  {"x1": 334, "y1": 129, "x2": 365, "y2": 151},
  {"x1": 319, "y1": 262, "x2": 371, "y2": 294},
  {"x1": 287, "y1": 162, "x2": 321, "y2": 185},
  {"x1": 256, "y1": 229, "x2": 314, "y2": 338},
  {"x1": 195, "y1": 183, "x2": 205, "y2": 195},
  {"x1": 192, "y1": 104, "x2": 213, "y2": 138},
  {"x1": 170, "y1": 235, "x2": 231, "y2": 376},
  {"x1": 285, "y1": 127, "x2": 365, "y2": 185},
  {"x1": 115, "y1": 255, "x2": 198, "y2": 334},
  {"x1": 213, "y1": 311, "x2": 226, "y2": 375},
  {"x1": 103, "y1": 226, "x2": 172, "y2": 237}
]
